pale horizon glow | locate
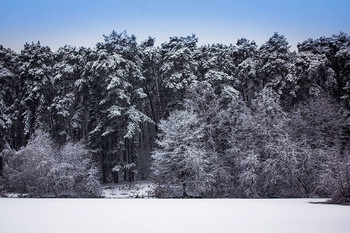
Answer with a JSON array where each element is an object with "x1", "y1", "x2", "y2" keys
[{"x1": 1, "y1": 0, "x2": 350, "y2": 52}]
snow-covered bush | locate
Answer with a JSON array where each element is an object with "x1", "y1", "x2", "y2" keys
[
  {"x1": 319, "y1": 147, "x2": 350, "y2": 203},
  {"x1": 3, "y1": 130, "x2": 56, "y2": 194},
  {"x1": 3, "y1": 130, "x2": 101, "y2": 197},
  {"x1": 49, "y1": 142, "x2": 102, "y2": 197}
]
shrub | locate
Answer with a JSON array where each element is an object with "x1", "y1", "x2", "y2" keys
[{"x1": 3, "y1": 130, "x2": 101, "y2": 197}]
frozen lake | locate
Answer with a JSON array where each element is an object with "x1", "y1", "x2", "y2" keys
[{"x1": 0, "y1": 198, "x2": 349, "y2": 233}]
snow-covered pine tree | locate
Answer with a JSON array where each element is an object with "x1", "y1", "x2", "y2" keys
[
  {"x1": 50, "y1": 45, "x2": 86, "y2": 144},
  {"x1": 258, "y1": 33, "x2": 294, "y2": 107},
  {"x1": 160, "y1": 34, "x2": 199, "y2": 111},
  {"x1": 140, "y1": 37, "x2": 162, "y2": 124},
  {"x1": 0, "y1": 46, "x2": 18, "y2": 150},
  {"x1": 137, "y1": 38, "x2": 162, "y2": 179},
  {"x1": 297, "y1": 32, "x2": 350, "y2": 102},
  {"x1": 335, "y1": 45, "x2": 350, "y2": 108},
  {"x1": 18, "y1": 42, "x2": 54, "y2": 141},
  {"x1": 234, "y1": 38, "x2": 259, "y2": 102},
  {"x1": 292, "y1": 51, "x2": 333, "y2": 103},
  {"x1": 90, "y1": 31, "x2": 153, "y2": 183},
  {"x1": 0, "y1": 45, "x2": 19, "y2": 175}
]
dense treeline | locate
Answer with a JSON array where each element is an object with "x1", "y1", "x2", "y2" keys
[{"x1": 0, "y1": 31, "x2": 350, "y2": 200}]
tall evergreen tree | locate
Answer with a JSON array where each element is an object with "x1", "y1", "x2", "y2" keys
[{"x1": 18, "y1": 42, "x2": 54, "y2": 142}]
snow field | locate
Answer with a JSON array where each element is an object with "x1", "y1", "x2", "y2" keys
[{"x1": 0, "y1": 198, "x2": 349, "y2": 233}]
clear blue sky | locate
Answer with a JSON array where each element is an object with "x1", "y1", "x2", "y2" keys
[{"x1": 1, "y1": 0, "x2": 349, "y2": 52}]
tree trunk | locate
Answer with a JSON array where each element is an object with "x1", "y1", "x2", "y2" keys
[
  {"x1": 102, "y1": 162, "x2": 108, "y2": 183},
  {"x1": 129, "y1": 170, "x2": 134, "y2": 182},
  {"x1": 101, "y1": 149, "x2": 109, "y2": 183},
  {"x1": 128, "y1": 138, "x2": 135, "y2": 182},
  {"x1": 112, "y1": 171, "x2": 119, "y2": 183},
  {"x1": 0, "y1": 155, "x2": 3, "y2": 176},
  {"x1": 182, "y1": 182, "x2": 188, "y2": 198},
  {"x1": 123, "y1": 168, "x2": 127, "y2": 181},
  {"x1": 297, "y1": 177, "x2": 309, "y2": 197},
  {"x1": 144, "y1": 85, "x2": 158, "y2": 133},
  {"x1": 124, "y1": 138, "x2": 129, "y2": 182}
]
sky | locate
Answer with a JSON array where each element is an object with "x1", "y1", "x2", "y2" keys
[{"x1": 0, "y1": 0, "x2": 350, "y2": 52}]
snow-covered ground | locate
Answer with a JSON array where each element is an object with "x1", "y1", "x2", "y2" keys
[
  {"x1": 102, "y1": 181, "x2": 155, "y2": 198},
  {"x1": 0, "y1": 198, "x2": 349, "y2": 233}
]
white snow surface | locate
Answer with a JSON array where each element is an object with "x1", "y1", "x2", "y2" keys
[
  {"x1": 102, "y1": 181, "x2": 155, "y2": 198},
  {"x1": 0, "y1": 198, "x2": 349, "y2": 233}
]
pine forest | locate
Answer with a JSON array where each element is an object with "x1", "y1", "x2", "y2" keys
[{"x1": 1, "y1": 31, "x2": 350, "y2": 202}]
